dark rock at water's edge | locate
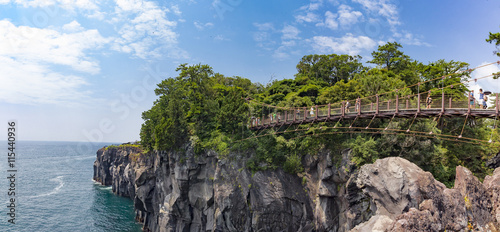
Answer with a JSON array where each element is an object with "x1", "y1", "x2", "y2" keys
[{"x1": 94, "y1": 144, "x2": 500, "y2": 232}]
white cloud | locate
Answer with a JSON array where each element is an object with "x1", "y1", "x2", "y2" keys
[
  {"x1": 13, "y1": 0, "x2": 100, "y2": 10},
  {"x1": 194, "y1": 21, "x2": 214, "y2": 30},
  {"x1": 316, "y1": 5, "x2": 362, "y2": 30},
  {"x1": 253, "y1": 22, "x2": 276, "y2": 49},
  {"x1": 281, "y1": 25, "x2": 300, "y2": 40},
  {"x1": 337, "y1": 4, "x2": 363, "y2": 27},
  {"x1": 112, "y1": 0, "x2": 186, "y2": 59},
  {"x1": 296, "y1": 12, "x2": 321, "y2": 23},
  {"x1": 394, "y1": 31, "x2": 431, "y2": 47},
  {"x1": 171, "y1": 4, "x2": 181, "y2": 16},
  {"x1": 273, "y1": 46, "x2": 289, "y2": 60},
  {"x1": 353, "y1": 0, "x2": 399, "y2": 27},
  {"x1": 0, "y1": 56, "x2": 91, "y2": 105},
  {"x1": 62, "y1": 20, "x2": 84, "y2": 32},
  {"x1": 0, "y1": 20, "x2": 108, "y2": 74},
  {"x1": 254, "y1": 22, "x2": 274, "y2": 31},
  {"x1": 253, "y1": 31, "x2": 269, "y2": 42},
  {"x1": 213, "y1": 34, "x2": 229, "y2": 41},
  {"x1": 299, "y1": 1, "x2": 322, "y2": 11},
  {"x1": 322, "y1": 11, "x2": 338, "y2": 30},
  {"x1": 0, "y1": 0, "x2": 10, "y2": 4},
  {"x1": 0, "y1": 19, "x2": 111, "y2": 105},
  {"x1": 282, "y1": 40, "x2": 296, "y2": 47},
  {"x1": 312, "y1": 34, "x2": 377, "y2": 55}
]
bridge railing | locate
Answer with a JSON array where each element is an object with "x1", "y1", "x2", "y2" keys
[{"x1": 248, "y1": 93, "x2": 499, "y2": 128}]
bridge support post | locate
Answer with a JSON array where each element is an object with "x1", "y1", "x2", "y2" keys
[
  {"x1": 328, "y1": 103, "x2": 331, "y2": 119},
  {"x1": 342, "y1": 101, "x2": 345, "y2": 117},
  {"x1": 293, "y1": 108, "x2": 296, "y2": 122},
  {"x1": 417, "y1": 93, "x2": 421, "y2": 113},
  {"x1": 395, "y1": 93, "x2": 399, "y2": 114},
  {"x1": 468, "y1": 92, "x2": 471, "y2": 114},
  {"x1": 449, "y1": 98, "x2": 452, "y2": 108},
  {"x1": 376, "y1": 95, "x2": 379, "y2": 115},
  {"x1": 358, "y1": 97, "x2": 361, "y2": 116},
  {"x1": 315, "y1": 106, "x2": 318, "y2": 119},
  {"x1": 496, "y1": 93, "x2": 499, "y2": 116},
  {"x1": 304, "y1": 107, "x2": 307, "y2": 120},
  {"x1": 406, "y1": 97, "x2": 409, "y2": 110},
  {"x1": 441, "y1": 90, "x2": 445, "y2": 113}
]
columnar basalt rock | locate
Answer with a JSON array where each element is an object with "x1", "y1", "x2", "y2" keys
[{"x1": 94, "y1": 145, "x2": 500, "y2": 232}]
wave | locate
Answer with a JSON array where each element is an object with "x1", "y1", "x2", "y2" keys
[
  {"x1": 92, "y1": 179, "x2": 113, "y2": 191},
  {"x1": 29, "y1": 176, "x2": 65, "y2": 199},
  {"x1": 75, "y1": 155, "x2": 96, "y2": 161}
]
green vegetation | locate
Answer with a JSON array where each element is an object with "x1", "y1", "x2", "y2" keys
[
  {"x1": 139, "y1": 31, "x2": 500, "y2": 187},
  {"x1": 486, "y1": 30, "x2": 500, "y2": 57},
  {"x1": 105, "y1": 143, "x2": 143, "y2": 151}
]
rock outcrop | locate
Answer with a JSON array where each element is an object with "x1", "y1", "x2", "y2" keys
[{"x1": 94, "y1": 145, "x2": 500, "y2": 232}]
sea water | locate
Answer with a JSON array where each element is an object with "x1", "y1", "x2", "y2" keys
[{"x1": 0, "y1": 141, "x2": 142, "y2": 232}]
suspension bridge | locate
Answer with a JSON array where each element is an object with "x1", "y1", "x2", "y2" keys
[{"x1": 243, "y1": 61, "x2": 500, "y2": 145}]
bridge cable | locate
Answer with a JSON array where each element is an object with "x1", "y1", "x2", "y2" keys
[
  {"x1": 384, "y1": 113, "x2": 397, "y2": 131},
  {"x1": 458, "y1": 114, "x2": 469, "y2": 139},
  {"x1": 349, "y1": 115, "x2": 359, "y2": 129},
  {"x1": 406, "y1": 113, "x2": 418, "y2": 133},
  {"x1": 288, "y1": 131, "x2": 483, "y2": 145},
  {"x1": 489, "y1": 115, "x2": 497, "y2": 143},
  {"x1": 240, "y1": 123, "x2": 487, "y2": 145},
  {"x1": 365, "y1": 115, "x2": 377, "y2": 129}
]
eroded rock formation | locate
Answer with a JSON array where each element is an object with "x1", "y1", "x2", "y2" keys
[{"x1": 94, "y1": 145, "x2": 500, "y2": 231}]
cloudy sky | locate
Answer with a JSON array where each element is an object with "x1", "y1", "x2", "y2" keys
[{"x1": 1, "y1": 0, "x2": 500, "y2": 143}]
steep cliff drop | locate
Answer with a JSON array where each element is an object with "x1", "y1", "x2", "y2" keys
[{"x1": 94, "y1": 144, "x2": 500, "y2": 232}]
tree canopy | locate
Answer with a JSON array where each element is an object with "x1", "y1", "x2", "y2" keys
[{"x1": 140, "y1": 40, "x2": 500, "y2": 187}]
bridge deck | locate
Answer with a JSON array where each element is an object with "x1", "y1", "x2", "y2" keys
[{"x1": 249, "y1": 108, "x2": 499, "y2": 130}]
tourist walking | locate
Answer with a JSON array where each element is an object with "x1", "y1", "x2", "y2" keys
[
  {"x1": 479, "y1": 89, "x2": 485, "y2": 108},
  {"x1": 469, "y1": 90, "x2": 475, "y2": 108},
  {"x1": 345, "y1": 100, "x2": 351, "y2": 113},
  {"x1": 426, "y1": 92, "x2": 432, "y2": 109}
]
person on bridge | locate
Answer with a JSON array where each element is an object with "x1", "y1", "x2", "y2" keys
[
  {"x1": 355, "y1": 98, "x2": 360, "y2": 112},
  {"x1": 479, "y1": 89, "x2": 485, "y2": 108},
  {"x1": 469, "y1": 90, "x2": 475, "y2": 109},
  {"x1": 484, "y1": 95, "x2": 488, "y2": 109},
  {"x1": 346, "y1": 100, "x2": 351, "y2": 113},
  {"x1": 426, "y1": 92, "x2": 432, "y2": 109},
  {"x1": 310, "y1": 106, "x2": 314, "y2": 117}
]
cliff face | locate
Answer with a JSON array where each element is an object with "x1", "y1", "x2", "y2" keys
[{"x1": 94, "y1": 145, "x2": 500, "y2": 232}]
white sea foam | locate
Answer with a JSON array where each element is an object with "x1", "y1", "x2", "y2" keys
[
  {"x1": 29, "y1": 176, "x2": 65, "y2": 199},
  {"x1": 75, "y1": 155, "x2": 96, "y2": 161}
]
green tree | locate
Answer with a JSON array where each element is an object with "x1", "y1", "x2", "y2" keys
[
  {"x1": 486, "y1": 30, "x2": 500, "y2": 57},
  {"x1": 296, "y1": 54, "x2": 364, "y2": 85},
  {"x1": 369, "y1": 42, "x2": 410, "y2": 71},
  {"x1": 317, "y1": 79, "x2": 363, "y2": 104},
  {"x1": 418, "y1": 60, "x2": 470, "y2": 99}
]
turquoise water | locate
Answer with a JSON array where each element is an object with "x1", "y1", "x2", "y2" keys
[{"x1": 0, "y1": 141, "x2": 142, "y2": 232}]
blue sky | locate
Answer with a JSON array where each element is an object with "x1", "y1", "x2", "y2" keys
[{"x1": 1, "y1": 0, "x2": 500, "y2": 143}]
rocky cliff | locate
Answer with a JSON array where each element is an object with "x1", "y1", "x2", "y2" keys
[{"x1": 94, "y1": 145, "x2": 500, "y2": 232}]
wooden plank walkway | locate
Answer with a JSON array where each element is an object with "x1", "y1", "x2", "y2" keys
[
  {"x1": 249, "y1": 93, "x2": 500, "y2": 130},
  {"x1": 250, "y1": 108, "x2": 499, "y2": 130}
]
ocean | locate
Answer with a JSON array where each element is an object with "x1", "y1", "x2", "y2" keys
[{"x1": 0, "y1": 141, "x2": 142, "y2": 232}]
